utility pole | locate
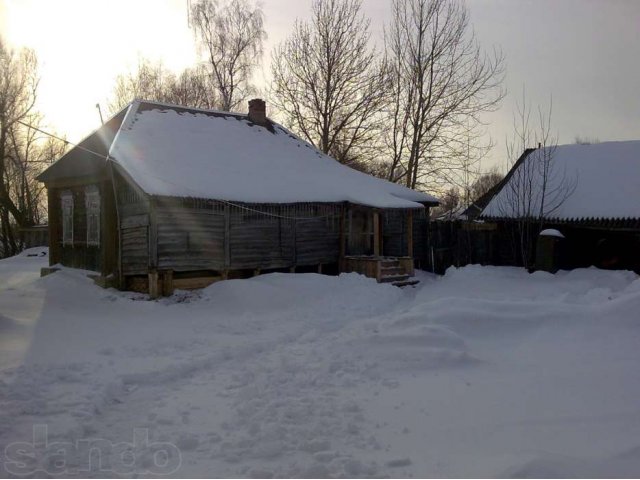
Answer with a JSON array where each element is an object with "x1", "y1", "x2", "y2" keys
[{"x1": 96, "y1": 103, "x2": 104, "y2": 125}]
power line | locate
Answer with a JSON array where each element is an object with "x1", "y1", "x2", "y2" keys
[
  {"x1": 15, "y1": 120, "x2": 107, "y2": 161},
  {"x1": 15, "y1": 119, "x2": 339, "y2": 221}
]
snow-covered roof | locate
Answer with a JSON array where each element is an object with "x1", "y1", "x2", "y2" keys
[
  {"x1": 481, "y1": 141, "x2": 640, "y2": 221},
  {"x1": 106, "y1": 100, "x2": 438, "y2": 209}
]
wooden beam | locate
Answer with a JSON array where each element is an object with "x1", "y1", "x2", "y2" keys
[
  {"x1": 339, "y1": 204, "x2": 347, "y2": 271},
  {"x1": 148, "y1": 271, "x2": 159, "y2": 298},
  {"x1": 373, "y1": 211, "x2": 381, "y2": 257},
  {"x1": 379, "y1": 212, "x2": 384, "y2": 256},
  {"x1": 224, "y1": 203, "x2": 230, "y2": 267},
  {"x1": 161, "y1": 270, "x2": 174, "y2": 296},
  {"x1": 148, "y1": 201, "x2": 158, "y2": 269},
  {"x1": 172, "y1": 275, "x2": 218, "y2": 290},
  {"x1": 47, "y1": 187, "x2": 61, "y2": 266},
  {"x1": 44, "y1": 174, "x2": 110, "y2": 189},
  {"x1": 407, "y1": 210, "x2": 414, "y2": 258}
]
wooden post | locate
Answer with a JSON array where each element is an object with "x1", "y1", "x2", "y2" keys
[
  {"x1": 373, "y1": 211, "x2": 380, "y2": 257},
  {"x1": 47, "y1": 187, "x2": 61, "y2": 266},
  {"x1": 339, "y1": 204, "x2": 347, "y2": 272},
  {"x1": 379, "y1": 212, "x2": 384, "y2": 257},
  {"x1": 407, "y1": 210, "x2": 414, "y2": 258},
  {"x1": 317, "y1": 264, "x2": 323, "y2": 274},
  {"x1": 222, "y1": 269, "x2": 229, "y2": 280},
  {"x1": 224, "y1": 203, "x2": 230, "y2": 267},
  {"x1": 161, "y1": 270, "x2": 174, "y2": 296},
  {"x1": 148, "y1": 201, "x2": 158, "y2": 269},
  {"x1": 148, "y1": 270, "x2": 159, "y2": 299}
]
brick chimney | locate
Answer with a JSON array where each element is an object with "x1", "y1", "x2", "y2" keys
[{"x1": 248, "y1": 98, "x2": 267, "y2": 125}]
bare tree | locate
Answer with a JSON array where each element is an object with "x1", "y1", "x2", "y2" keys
[
  {"x1": 108, "y1": 59, "x2": 215, "y2": 114},
  {"x1": 270, "y1": 0, "x2": 388, "y2": 170},
  {"x1": 191, "y1": 0, "x2": 266, "y2": 112},
  {"x1": 431, "y1": 186, "x2": 460, "y2": 217},
  {"x1": 496, "y1": 91, "x2": 576, "y2": 267},
  {"x1": 384, "y1": 0, "x2": 505, "y2": 190},
  {"x1": 0, "y1": 40, "x2": 65, "y2": 256},
  {"x1": 574, "y1": 135, "x2": 600, "y2": 145},
  {"x1": 470, "y1": 166, "x2": 502, "y2": 203},
  {"x1": 6, "y1": 112, "x2": 66, "y2": 224}
]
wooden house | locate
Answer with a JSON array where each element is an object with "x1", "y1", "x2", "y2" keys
[
  {"x1": 37, "y1": 99, "x2": 438, "y2": 295},
  {"x1": 478, "y1": 141, "x2": 640, "y2": 272}
]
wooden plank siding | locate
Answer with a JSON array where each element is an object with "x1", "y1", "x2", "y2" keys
[
  {"x1": 47, "y1": 187, "x2": 62, "y2": 266},
  {"x1": 115, "y1": 173, "x2": 151, "y2": 276},
  {"x1": 147, "y1": 199, "x2": 342, "y2": 272},
  {"x1": 101, "y1": 179, "x2": 119, "y2": 277},
  {"x1": 383, "y1": 210, "x2": 409, "y2": 257},
  {"x1": 157, "y1": 209, "x2": 226, "y2": 271},
  {"x1": 110, "y1": 185, "x2": 426, "y2": 288},
  {"x1": 52, "y1": 182, "x2": 108, "y2": 272}
]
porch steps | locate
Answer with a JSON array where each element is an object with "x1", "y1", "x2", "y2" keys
[
  {"x1": 378, "y1": 258, "x2": 420, "y2": 288},
  {"x1": 391, "y1": 279, "x2": 421, "y2": 288},
  {"x1": 379, "y1": 273, "x2": 410, "y2": 283},
  {"x1": 380, "y1": 266, "x2": 404, "y2": 276}
]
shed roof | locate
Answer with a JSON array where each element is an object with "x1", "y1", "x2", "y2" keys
[
  {"x1": 41, "y1": 100, "x2": 438, "y2": 209},
  {"x1": 481, "y1": 140, "x2": 640, "y2": 222}
]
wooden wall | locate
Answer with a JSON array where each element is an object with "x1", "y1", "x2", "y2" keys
[
  {"x1": 115, "y1": 175, "x2": 150, "y2": 275},
  {"x1": 112, "y1": 178, "x2": 428, "y2": 284},
  {"x1": 146, "y1": 199, "x2": 342, "y2": 272},
  {"x1": 46, "y1": 179, "x2": 117, "y2": 275},
  {"x1": 383, "y1": 210, "x2": 409, "y2": 257}
]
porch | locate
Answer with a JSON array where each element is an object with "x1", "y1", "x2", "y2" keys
[
  {"x1": 340, "y1": 207, "x2": 420, "y2": 286},
  {"x1": 342, "y1": 255, "x2": 418, "y2": 286}
]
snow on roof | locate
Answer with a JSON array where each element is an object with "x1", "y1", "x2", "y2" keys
[
  {"x1": 107, "y1": 100, "x2": 438, "y2": 209},
  {"x1": 481, "y1": 140, "x2": 640, "y2": 221}
]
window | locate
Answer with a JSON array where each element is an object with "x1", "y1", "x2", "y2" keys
[
  {"x1": 61, "y1": 191, "x2": 74, "y2": 245},
  {"x1": 85, "y1": 186, "x2": 101, "y2": 246}
]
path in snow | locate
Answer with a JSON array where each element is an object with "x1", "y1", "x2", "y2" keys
[{"x1": 1, "y1": 250, "x2": 640, "y2": 477}]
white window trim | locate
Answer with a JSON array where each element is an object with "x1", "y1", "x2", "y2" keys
[
  {"x1": 61, "y1": 191, "x2": 74, "y2": 246},
  {"x1": 85, "y1": 186, "x2": 101, "y2": 246}
]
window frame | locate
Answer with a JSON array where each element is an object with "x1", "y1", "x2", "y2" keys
[
  {"x1": 85, "y1": 185, "x2": 101, "y2": 246},
  {"x1": 61, "y1": 191, "x2": 74, "y2": 246}
]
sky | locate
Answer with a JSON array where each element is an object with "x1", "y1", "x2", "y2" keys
[{"x1": 1, "y1": 0, "x2": 639, "y2": 172}]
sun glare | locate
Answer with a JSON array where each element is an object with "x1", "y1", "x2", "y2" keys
[{"x1": 2, "y1": 0, "x2": 196, "y2": 142}]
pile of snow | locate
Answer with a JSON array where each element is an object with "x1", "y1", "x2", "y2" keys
[
  {"x1": 109, "y1": 101, "x2": 437, "y2": 208},
  {"x1": 482, "y1": 140, "x2": 640, "y2": 220},
  {"x1": 539, "y1": 228, "x2": 565, "y2": 238},
  {"x1": 1, "y1": 252, "x2": 640, "y2": 477}
]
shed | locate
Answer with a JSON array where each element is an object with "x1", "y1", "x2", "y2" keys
[
  {"x1": 479, "y1": 141, "x2": 640, "y2": 271},
  {"x1": 37, "y1": 99, "x2": 439, "y2": 294}
]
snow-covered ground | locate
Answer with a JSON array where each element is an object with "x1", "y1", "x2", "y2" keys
[{"x1": 2, "y1": 248, "x2": 640, "y2": 478}]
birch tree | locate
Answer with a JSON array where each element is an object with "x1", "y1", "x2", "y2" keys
[
  {"x1": 384, "y1": 0, "x2": 505, "y2": 190},
  {"x1": 191, "y1": 0, "x2": 266, "y2": 112}
]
